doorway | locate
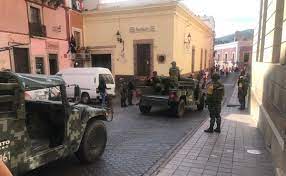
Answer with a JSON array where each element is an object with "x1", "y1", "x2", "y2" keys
[
  {"x1": 13, "y1": 48, "x2": 30, "y2": 73},
  {"x1": 35, "y1": 57, "x2": 45, "y2": 74},
  {"x1": 48, "y1": 54, "x2": 58, "y2": 75},
  {"x1": 135, "y1": 44, "x2": 151, "y2": 76},
  {"x1": 91, "y1": 54, "x2": 112, "y2": 71}
]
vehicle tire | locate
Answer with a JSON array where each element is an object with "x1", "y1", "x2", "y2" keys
[
  {"x1": 176, "y1": 99, "x2": 185, "y2": 118},
  {"x1": 76, "y1": 120, "x2": 107, "y2": 163},
  {"x1": 139, "y1": 104, "x2": 152, "y2": 114},
  {"x1": 81, "y1": 93, "x2": 90, "y2": 104},
  {"x1": 197, "y1": 96, "x2": 205, "y2": 111}
]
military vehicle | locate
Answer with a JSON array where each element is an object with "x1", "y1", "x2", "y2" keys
[
  {"x1": 0, "y1": 71, "x2": 111, "y2": 175},
  {"x1": 138, "y1": 77, "x2": 205, "y2": 117}
]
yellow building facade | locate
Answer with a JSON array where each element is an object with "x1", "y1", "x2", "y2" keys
[{"x1": 83, "y1": 1, "x2": 214, "y2": 77}]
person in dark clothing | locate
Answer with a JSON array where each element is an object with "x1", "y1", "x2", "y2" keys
[
  {"x1": 237, "y1": 71, "x2": 249, "y2": 110},
  {"x1": 119, "y1": 78, "x2": 128, "y2": 107},
  {"x1": 127, "y1": 79, "x2": 135, "y2": 105},
  {"x1": 98, "y1": 78, "x2": 107, "y2": 106}
]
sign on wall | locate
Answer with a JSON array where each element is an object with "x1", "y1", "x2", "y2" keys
[
  {"x1": 129, "y1": 26, "x2": 156, "y2": 33},
  {"x1": 46, "y1": 41, "x2": 59, "y2": 50}
]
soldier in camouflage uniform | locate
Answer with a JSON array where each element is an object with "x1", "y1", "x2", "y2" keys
[
  {"x1": 119, "y1": 78, "x2": 128, "y2": 107},
  {"x1": 204, "y1": 73, "x2": 225, "y2": 133},
  {"x1": 169, "y1": 61, "x2": 180, "y2": 88},
  {"x1": 237, "y1": 71, "x2": 249, "y2": 110}
]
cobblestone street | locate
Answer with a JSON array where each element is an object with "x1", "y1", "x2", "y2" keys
[{"x1": 25, "y1": 74, "x2": 237, "y2": 176}]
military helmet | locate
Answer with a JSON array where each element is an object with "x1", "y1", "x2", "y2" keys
[
  {"x1": 171, "y1": 61, "x2": 176, "y2": 65},
  {"x1": 211, "y1": 73, "x2": 220, "y2": 81}
]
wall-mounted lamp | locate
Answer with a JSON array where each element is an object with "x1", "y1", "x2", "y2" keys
[
  {"x1": 184, "y1": 33, "x2": 192, "y2": 45},
  {"x1": 116, "y1": 31, "x2": 124, "y2": 43},
  {"x1": 116, "y1": 30, "x2": 125, "y2": 51}
]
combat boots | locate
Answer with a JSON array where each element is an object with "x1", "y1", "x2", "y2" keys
[
  {"x1": 205, "y1": 118, "x2": 215, "y2": 133},
  {"x1": 214, "y1": 127, "x2": 221, "y2": 133},
  {"x1": 214, "y1": 119, "x2": 221, "y2": 133},
  {"x1": 204, "y1": 127, "x2": 214, "y2": 133}
]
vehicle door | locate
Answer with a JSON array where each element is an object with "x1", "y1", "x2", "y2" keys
[{"x1": 0, "y1": 82, "x2": 31, "y2": 174}]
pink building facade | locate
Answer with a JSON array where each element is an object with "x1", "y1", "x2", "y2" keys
[
  {"x1": 0, "y1": 0, "x2": 72, "y2": 75},
  {"x1": 214, "y1": 41, "x2": 253, "y2": 70}
]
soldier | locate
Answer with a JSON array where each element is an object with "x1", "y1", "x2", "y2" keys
[
  {"x1": 119, "y1": 78, "x2": 128, "y2": 107},
  {"x1": 151, "y1": 71, "x2": 162, "y2": 92},
  {"x1": 169, "y1": 61, "x2": 180, "y2": 88},
  {"x1": 169, "y1": 61, "x2": 180, "y2": 80},
  {"x1": 204, "y1": 73, "x2": 225, "y2": 133},
  {"x1": 237, "y1": 71, "x2": 249, "y2": 110},
  {"x1": 127, "y1": 79, "x2": 135, "y2": 105}
]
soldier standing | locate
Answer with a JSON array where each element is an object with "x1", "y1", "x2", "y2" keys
[
  {"x1": 237, "y1": 71, "x2": 249, "y2": 110},
  {"x1": 127, "y1": 79, "x2": 135, "y2": 106},
  {"x1": 169, "y1": 61, "x2": 180, "y2": 88},
  {"x1": 119, "y1": 78, "x2": 128, "y2": 107},
  {"x1": 204, "y1": 73, "x2": 225, "y2": 133}
]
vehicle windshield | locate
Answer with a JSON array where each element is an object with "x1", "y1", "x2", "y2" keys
[
  {"x1": 25, "y1": 86, "x2": 62, "y2": 101},
  {"x1": 99, "y1": 74, "x2": 114, "y2": 84}
]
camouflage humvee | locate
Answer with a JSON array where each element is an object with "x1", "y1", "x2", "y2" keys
[
  {"x1": 0, "y1": 71, "x2": 110, "y2": 175},
  {"x1": 138, "y1": 76, "x2": 205, "y2": 117}
]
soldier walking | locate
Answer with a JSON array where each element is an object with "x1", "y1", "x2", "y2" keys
[
  {"x1": 237, "y1": 71, "x2": 249, "y2": 110},
  {"x1": 204, "y1": 73, "x2": 225, "y2": 133}
]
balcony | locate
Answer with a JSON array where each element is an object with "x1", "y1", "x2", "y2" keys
[{"x1": 29, "y1": 23, "x2": 47, "y2": 37}]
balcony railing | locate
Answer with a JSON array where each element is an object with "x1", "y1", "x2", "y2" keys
[{"x1": 29, "y1": 23, "x2": 47, "y2": 37}]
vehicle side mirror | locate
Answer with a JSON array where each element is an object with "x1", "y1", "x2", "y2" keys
[{"x1": 74, "y1": 85, "x2": 81, "y2": 100}]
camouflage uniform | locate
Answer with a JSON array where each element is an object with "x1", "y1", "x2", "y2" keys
[
  {"x1": 169, "y1": 61, "x2": 180, "y2": 88},
  {"x1": 119, "y1": 80, "x2": 128, "y2": 107},
  {"x1": 127, "y1": 80, "x2": 135, "y2": 105},
  {"x1": 237, "y1": 75, "x2": 249, "y2": 110},
  {"x1": 205, "y1": 73, "x2": 224, "y2": 133}
]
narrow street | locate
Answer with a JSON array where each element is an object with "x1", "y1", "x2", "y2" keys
[{"x1": 26, "y1": 73, "x2": 238, "y2": 176}]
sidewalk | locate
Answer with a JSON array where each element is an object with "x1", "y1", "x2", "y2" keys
[{"x1": 155, "y1": 87, "x2": 275, "y2": 176}]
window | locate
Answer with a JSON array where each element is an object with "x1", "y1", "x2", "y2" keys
[
  {"x1": 35, "y1": 57, "x2": 45, "y2": 74},
  {"x1": 200, "y1": 48, "x2": 203, "y2": 69},
  {"x1": 204, "y1": 50, "x2": 207, "y2": 69},
  {"x1": 99, "y1": 74, "x2": 114, "y2": 84},
  {"x1": 244, "y1": 53, "x2": 250, "y2": 62},
  {"x1": 30, "y1": 6, "x2": 41, "y2": 24},
  {"x1": 232, "y1": 53, "x2": 235, "y2": 59},
  {"x1": 74, "y1": 31, "x2": 81, "y2": 48}
]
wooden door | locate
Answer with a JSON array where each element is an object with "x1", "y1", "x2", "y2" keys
[
  {"x1": 13, "y1": 48, "x2": 30, "y2": 73},
  {"x1": 49, "y1": 54, "x2": 58, "y2": 75},
  {"x1": 136, "y1": 44, "x2": 151, "y2": 76}
]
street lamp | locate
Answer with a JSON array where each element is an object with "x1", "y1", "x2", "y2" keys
[
  {"x1": 116, "y1": 31, "x2": 124, "y2": 43},
  {"x1": 184, "y1": 33, "x2": 192, "y2": 45},
  {"x1": 116, "y1": 30, "x2": 125, "y2": 51}
]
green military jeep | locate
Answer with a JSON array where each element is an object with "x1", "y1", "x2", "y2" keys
[
  {"x1": 138, "y1": 77, "x2": 205, "y2": 117},
  {"x1": 0, "y1": 71, "x2": 110, "y2": 175}
]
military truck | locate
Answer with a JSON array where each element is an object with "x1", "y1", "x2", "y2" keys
[
  {"x1": 138, "y1": 77, "x2": 205, "y2": 117},
  {"x1": 0, "y1": 71, "x2": 111, "y2": 175}
]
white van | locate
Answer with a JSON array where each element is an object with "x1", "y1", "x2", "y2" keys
[{"x1": 57, "y1": 67, "x2": 115, "y2": 103}]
